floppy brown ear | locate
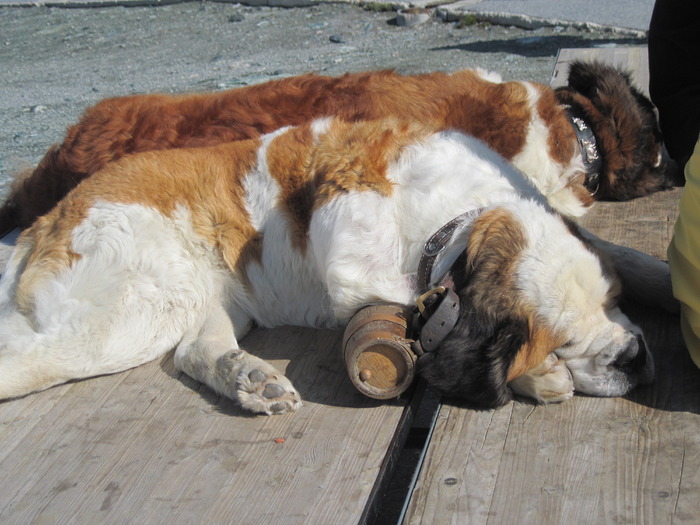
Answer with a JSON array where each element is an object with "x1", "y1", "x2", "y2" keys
[
  {"x1": 461, "y1": 208, "x2": 528, "y2": 314},
  {"x1": 566, "y1": 60, "x2": 635, "y2": 99}
]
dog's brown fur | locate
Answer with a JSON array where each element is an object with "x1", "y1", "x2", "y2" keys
[{"x1": 0, "y1": 61, "x2": 680, "y2": 234}]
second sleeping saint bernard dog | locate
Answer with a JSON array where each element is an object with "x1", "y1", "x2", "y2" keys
[{"x1": 0, "y1": 118, "x2": 653, "y2": 414}]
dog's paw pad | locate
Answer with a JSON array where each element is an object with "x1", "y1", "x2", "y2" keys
[
  {"x1": 262, "y1": 383, "x2": 286, "y2": 399},
  {"x1": 236, "y1": 366, "x2": 302, "y2": 416},
  {"x1": 269, "y1": 402, "x2": 291, "y2": 414},
  {"x1": 248, "y1": 369, "x2": 267, "y2": 383}
]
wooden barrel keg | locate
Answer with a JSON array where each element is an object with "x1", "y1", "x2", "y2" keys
[{"x1": 343, "y1": 304, "x2": 416, "y2": 400}]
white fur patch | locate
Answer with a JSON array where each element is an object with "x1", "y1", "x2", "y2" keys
[
  {"x1": 310, "y1": 117, "x2": 334, "y2": 140},
  {"x1": 240, "y1": 136, "x2": 335, "y2": 327},
  {"x1": 0, "y1": 202, "x2": 224, "y2": 398},
  {"x1": 243, "y1": 129, "x2": 289, "y2": 230},
  {"x1": 474, "y1": 68, "x2": 503, "y2": 84},
  {"x1": 510, "y1": 82, "x2": 588, "y2": 218}
]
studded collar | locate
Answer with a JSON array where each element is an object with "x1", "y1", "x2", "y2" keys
[
  {"x1": 565, "y1": 103, "x2": 603, "y2": 195},
  {"x1": 411, "y1": 208, "x2": 484, "y2": 356}
]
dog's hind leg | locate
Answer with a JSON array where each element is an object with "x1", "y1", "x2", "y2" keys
[
  {"x1": 0, "y1": 257, "x2": 190, "y2": 401},
  {"x1": 0, "y1": 288, "x2": 196, "y2": 402},
  {"x1": 174, "y1": 303, "x2": 302, "y2": 415},
  {"x1": 0, "y1": 204, "x2": 216, "y2": 401},
  {"x1": 0, "y1": 241, "x2": 97, "y2": 400}
]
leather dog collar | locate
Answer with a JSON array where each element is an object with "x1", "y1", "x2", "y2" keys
[
  {"x1": 411, "y1": 286, "x2": 460, "y2": 356},
  {"x1": 411, "y1": 208, "x2": 484, "y2": 356},
  {"x1": 565, "y1": 103, "x2": 603, "y2": 195},
  {"x1": 416, "y1": 208, "x2": 484, "y2": 292}
]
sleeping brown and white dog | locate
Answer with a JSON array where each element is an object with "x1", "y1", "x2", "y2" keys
[
  {"x1": 0, "y1": 61, "x2": 681, "y2": 235},
  {"x1": 0, "y1": 118, "x2": 654, "y2": 413}
]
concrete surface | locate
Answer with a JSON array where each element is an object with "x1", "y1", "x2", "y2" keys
[
  {"x1": 451, "y1": 0, "x2": 654, "y2": 33},
  {"x1": 0, "y1": 0, "x2": 655, "y2": 34}
]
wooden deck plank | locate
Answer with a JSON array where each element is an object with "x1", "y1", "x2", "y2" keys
[
  {"x1": 0, "y1": 313, "x2": 411, "y2": 523},
  {"x1": 0, "y1": 215, "x2": 414, "y2": 523},
  {"x1": 580, "y1": 188, "x2": 679, "y2": 260},
  {"x1": 405, "y1": 47, "x2": 700, "y2": 525},
  {"x1": 550, "y1": 45, "x2": 650, "y2": 91}
]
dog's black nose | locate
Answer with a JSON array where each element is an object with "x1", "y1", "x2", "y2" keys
[
  {"x1": 664, "y1": 156, "x2": 686, "y2": 188},
  {"x1": 613, "y1": 334, "x2": 648, "y2": 373}
]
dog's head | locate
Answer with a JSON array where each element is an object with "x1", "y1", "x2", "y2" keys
[
  {"x1": 416, "y1": 204, "x2": 654, "y2": 408},
  {"x1": 556, "y1": 60, "x2": 683, "y2": 200}
]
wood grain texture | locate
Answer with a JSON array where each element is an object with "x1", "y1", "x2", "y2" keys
[
  {"x1": 405, "y1": 47, "x2": 700, "y2": 525},
  {"x1": 406, "y1": 305, "x2": 699, "y2": 525},
  {"x1": 0, "y1": 325, "x2": 411, "y2": 524},
  {"x1": 550, "y1": 46, "x2": 650, "y2": 92},
  {"x1": 579, "y1": 187, "x2": 680, "y2": 261}
]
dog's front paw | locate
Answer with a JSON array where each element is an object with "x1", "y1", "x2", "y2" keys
[
  {"x1": 509, "y1": 353, "x2": 574, "y2": 404},
  {"x1": 217, "y1": 350, "x2": 302, "y2": 415}
]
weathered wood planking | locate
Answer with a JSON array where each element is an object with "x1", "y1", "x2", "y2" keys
[
  {"x1": 405, "y1": 48, "x2": 700, "y2": 525},
  {"x1": 550, "y1": 45, "x2": 650, "y2": 91},
  {"x1": 0, "y1": 224, "x2": 411, "y2": 524}
]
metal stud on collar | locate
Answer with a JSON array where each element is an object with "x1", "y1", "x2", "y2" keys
[
  {"x1": 416, "y1": 208, "x2": 484, "y2": 292},
  {"x1": 565, "y1": 104, "x2": 603, "y2": 194}
]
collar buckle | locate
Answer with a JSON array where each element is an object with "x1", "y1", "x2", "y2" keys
[
  {"x1": 415, "y1": 286, "x2": 446, "y2": 314},
  {"x1": 411, "y1": 287, "x2": 461, "y2": 355}
]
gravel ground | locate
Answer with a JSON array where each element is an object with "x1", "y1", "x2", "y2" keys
[{"x1": 0, "y1": 2, "x2": 647, "y2": 197}]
